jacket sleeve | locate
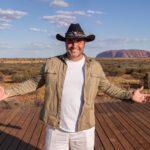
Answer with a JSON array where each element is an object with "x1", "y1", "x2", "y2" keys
[
  {"x1": 98, "y1": 63, "x2": 134, "y2": 102},
  {"x1": 4, "y1": 63, "x2": 46, "y2": 96}
]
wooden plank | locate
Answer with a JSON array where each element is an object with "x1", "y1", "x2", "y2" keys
[
  {"x1": 0, "y1": 109, "x2": 13, "y2": 134},
  {"x1": 136, "y1": 102, "x2": 150, "y2": 111},
  {"x1": 110, "y1": 102, "x2": 150, "y2": 149},
  {"x1": 104, "y1": 103, "x2": 145, "y2": 150},
  {"x1": 0, "y1": 103, "x2": 148, "y2": 150},
  {"x1": 7, "y1": 107, "x2": 39, "y2": 150},
  {"x1": 122, "y1": 102, "x2": 150, "y2": 127},
  {"x1": 128, "y1": 103, "x2": 150, "y2": 124},
  {"x1": 0, "y1": 108, "x2": 20, "y2": 132},
  {"x1": 140, "y1": 102, "x2": 150, "y2": 111},
  {"x1": 97, "y1": 104, "x2": 134, "y2": 150},
  {"x1": 0, "y1": 109, "x2": 10, "y2": 124},
  {"x1": 95, "y1": 106, "x2": 124, "y2": 150},
  {"x1": 16, "y1": 107, "x2": 40, "y2": 150},
  {"x1": 119, "y1": 102, "x2": 150, "y2": 136},
  {"x1": 27, "y1": 109, "x2": 44, "y2": 150},
  {"x1": 94, "y1": 129, "x2": 104, "y2": 150},
  {"x1": 109, "y1": 103, "x2": 147, "y2": 149},
  {"x1": 95, "y1": 115, "x2": 114, "y2": 150},
  {"x1": 5, "y1": 107, "x2": 33, "y2": 150},
  {"x1": 36, "y1": 123, "x2": 46, "y2": 150},
  {"x1": 0, "y1": 107, "x2": 26, "y2": 149},
  {"x1": 113, "y1": 102, "x2": 150, "y2": 149}
]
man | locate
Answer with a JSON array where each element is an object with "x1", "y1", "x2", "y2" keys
[{"x1": 0, "y1": 23, "x2": 149, "y2": 150}]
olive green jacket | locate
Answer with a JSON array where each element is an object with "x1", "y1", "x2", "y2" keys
[{"x1": 5, "y1": 54, "x2": 133, "y2": 131}]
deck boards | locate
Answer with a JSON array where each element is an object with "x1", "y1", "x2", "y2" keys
[{"x1": 0, "y1": 101, "x2": 149, "y2": 150}]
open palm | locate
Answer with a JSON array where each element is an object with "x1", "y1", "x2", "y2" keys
[
  {"x1": 132, "y1": 86, "x2": 150, "y2": 103},
  {"x1": 0, "y1": 87, "x2": 8, "y2": 101}
]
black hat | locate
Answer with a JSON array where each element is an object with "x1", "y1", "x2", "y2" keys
[{"x1": 56, "y1": 23, "x2": 95, "y2": 42}]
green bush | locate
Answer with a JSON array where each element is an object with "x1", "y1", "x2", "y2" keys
[
  {"x1": 0, "y1": 72, "x2": 4, "y2": 82},
  {"x1": 24, "y1": 69, "x2": 38, "y2": 80},
  {"x1": 106, "y1": 68, "x2": 126, "y2": 76},
  {"x1": 11, "y1": 69, "x2": 39, "y2": 83},
  {"x1": 131, "y1": 71, "x2": 145, "y2": 79},
  {"x1": 11, "y1": 73, "x2": 25, "y2": 82},
  {"x1": 143, "y1": 72, "x2": 150, "y2": 89}
]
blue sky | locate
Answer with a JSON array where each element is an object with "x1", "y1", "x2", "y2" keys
[{"x1": 0, "y1": 0, "x2": 150, "y2": 58}]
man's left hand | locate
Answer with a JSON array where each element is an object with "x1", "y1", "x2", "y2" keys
[{"x1": 132, "y1": 86, "x2": 150, "y2": 103}]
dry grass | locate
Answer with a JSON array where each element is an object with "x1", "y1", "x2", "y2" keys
[{"x1": 1, "y1": 57, "x2": 150, "y2": 105}]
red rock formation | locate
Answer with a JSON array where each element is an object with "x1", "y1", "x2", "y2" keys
[{"x1": 96, "y1": 49, "x2": 150, "y2": 58}]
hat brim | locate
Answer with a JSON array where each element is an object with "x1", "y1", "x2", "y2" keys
[{"x1": 56, "y1": 34, "x2": 95, "y2": 42}]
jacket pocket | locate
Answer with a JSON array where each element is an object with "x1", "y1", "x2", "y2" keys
[
  {"x1": 46, "y1": 70, "x2": 57, "y2": 75},
  {"x1": 90, "y1": 73, "x2": 100, "y2": 86},
  {"x1": 90, "y1": 73, "x2": 100, "y2": 78},
  {"x1": 47, "y1": 70, "x2": 57, "y2": 73},
  {"x1": 46, "y1": 71, "x2": 57, "y2": 83},
  {"x1": 84, "y1": 73, "x2": 100, "y2": 106},
  {"x1": 45, "y1": 71, "x2": 58, "y2": 117}
]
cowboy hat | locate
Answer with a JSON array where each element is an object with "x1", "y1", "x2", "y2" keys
[{"x1": 56, "y1": 23, "x2": 95, "y2": 42}]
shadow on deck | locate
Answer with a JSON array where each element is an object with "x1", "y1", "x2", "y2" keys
[{"x1": 0, "y1": 101, "x2": 149, "y2": 150}]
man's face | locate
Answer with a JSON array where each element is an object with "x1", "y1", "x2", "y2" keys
[{"x1": 65, "y1": 38, "x2": 85, "y2": 60}]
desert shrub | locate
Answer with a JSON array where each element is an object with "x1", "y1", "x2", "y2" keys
[
  {"x1": 11, "y1": 69, "x2": 39, "y2": 83},
  {"x1": 143, "y1": 72, "x2": 150, "y2": 89},
  {"x1": 24, "y1": 69, "x2": 38, "y2": 80},
  {"x1": 0, "y1": 63, "x2": 43, "y2": 76},
  {"x1": 137, "y1": 64, "x2": 146, "y2": 73},
  {"x1": 0, "y1": 69, "x2": 14, "y2": 75},
  {"x1": 125, "y1": 66, "x2": 142, "y2": 74},
  {"x1": 0, "y1": 72, "x2": 4, "y2": 82},
  {"x1": 131, "y1": 71, "x2": 145, "y2": 79},
  {"x1": 11, "y1": 72, "x2": 25, "y2": 82},
  {"x1": 107, "y1": 68, "x2": 126, "y2": 76},
  {"x1": 125, "y1": 68, "x2": 134, "y2": 74}
]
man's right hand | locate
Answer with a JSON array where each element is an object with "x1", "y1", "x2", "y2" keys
[{"x1": 0, "y1": 87, "x2": 8, "y2": 101}]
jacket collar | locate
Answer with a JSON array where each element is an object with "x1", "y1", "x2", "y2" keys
[{"x1": 58, "y1": 53, "x2": 92, "y2": 64}]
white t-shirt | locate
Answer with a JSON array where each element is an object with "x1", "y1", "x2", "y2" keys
[{"x1": 59, "y1": 56, "x2": 85, "y2": 132}]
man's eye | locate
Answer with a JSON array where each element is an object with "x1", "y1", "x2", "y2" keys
[{"x1": 67, "y1": 40, "x2": 72, "y2": 43}]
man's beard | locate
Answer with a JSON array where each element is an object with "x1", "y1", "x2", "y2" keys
[{"x1": 67, "y1": 48, "x2": 83, "y2": 58}]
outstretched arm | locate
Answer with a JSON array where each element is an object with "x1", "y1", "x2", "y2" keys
[
  {"x1": 98, "y1": 63, "x2": 150, "y2": 103},
  {"x1": 1, "y1": 63, "x2": 46, "y2": 99}
]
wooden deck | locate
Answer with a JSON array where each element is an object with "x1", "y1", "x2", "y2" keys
[{"x1": 0, "y1": 101, "x2": 150, "y2": 150}]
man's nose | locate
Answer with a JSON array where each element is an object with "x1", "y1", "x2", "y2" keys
[{"x1": 72, "y1": 42, "x2": 78, "y2": 47}]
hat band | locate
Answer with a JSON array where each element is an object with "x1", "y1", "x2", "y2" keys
[{"x1": 66, "y1": 31, "x2": 86, "y2": 38}]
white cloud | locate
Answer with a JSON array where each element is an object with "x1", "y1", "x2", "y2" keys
[
  {"x1": 0, "y1": 8, "x2": 27, "y2": 22},
  {"x1": 95, "y1": 20, "x2": 102, "y2": 24},
  {"x1": 56, "y1": 10, "x2": 86, "y2": 15},
  {"x1": 50, "y1": 0, "x2": 68, "y2": 7},
  {"x1": 0, "y1": 23, "x2": 11, "y2": 30},
  {"x1": 87, "y1": 10, "x2": 104, "y2": 15},
  {"x1": 27, "y1": 27, "x2": 47, "y2": 32},
  {"x1": 103, "y1": 37, "x2": 129, "y2": 43},
  {"x1": 31, "y1": 0, "x2": 68, "y2": 7},
  {"x1": 42, "y1": 14, "x2": 76, "y2": 28},
  {"x1": 56, "y1": 10, "x2": 104, "y2": 16},
  {"x1": 42, "y1": 9, "x2": 104, "y2": 28},
  {"x1": 131, "y1": 38, "x2": 150, "y2": 43},
  {"x1": 102, "y1": 37, "x2": 150, "y2": 43},
  {"x1": 30, "y1": 42, "x2": 51, "y2": 49}
]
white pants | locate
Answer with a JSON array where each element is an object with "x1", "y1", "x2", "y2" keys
[{"x1": 45, "y1": 126, "x2": 95, "y2": 150}]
